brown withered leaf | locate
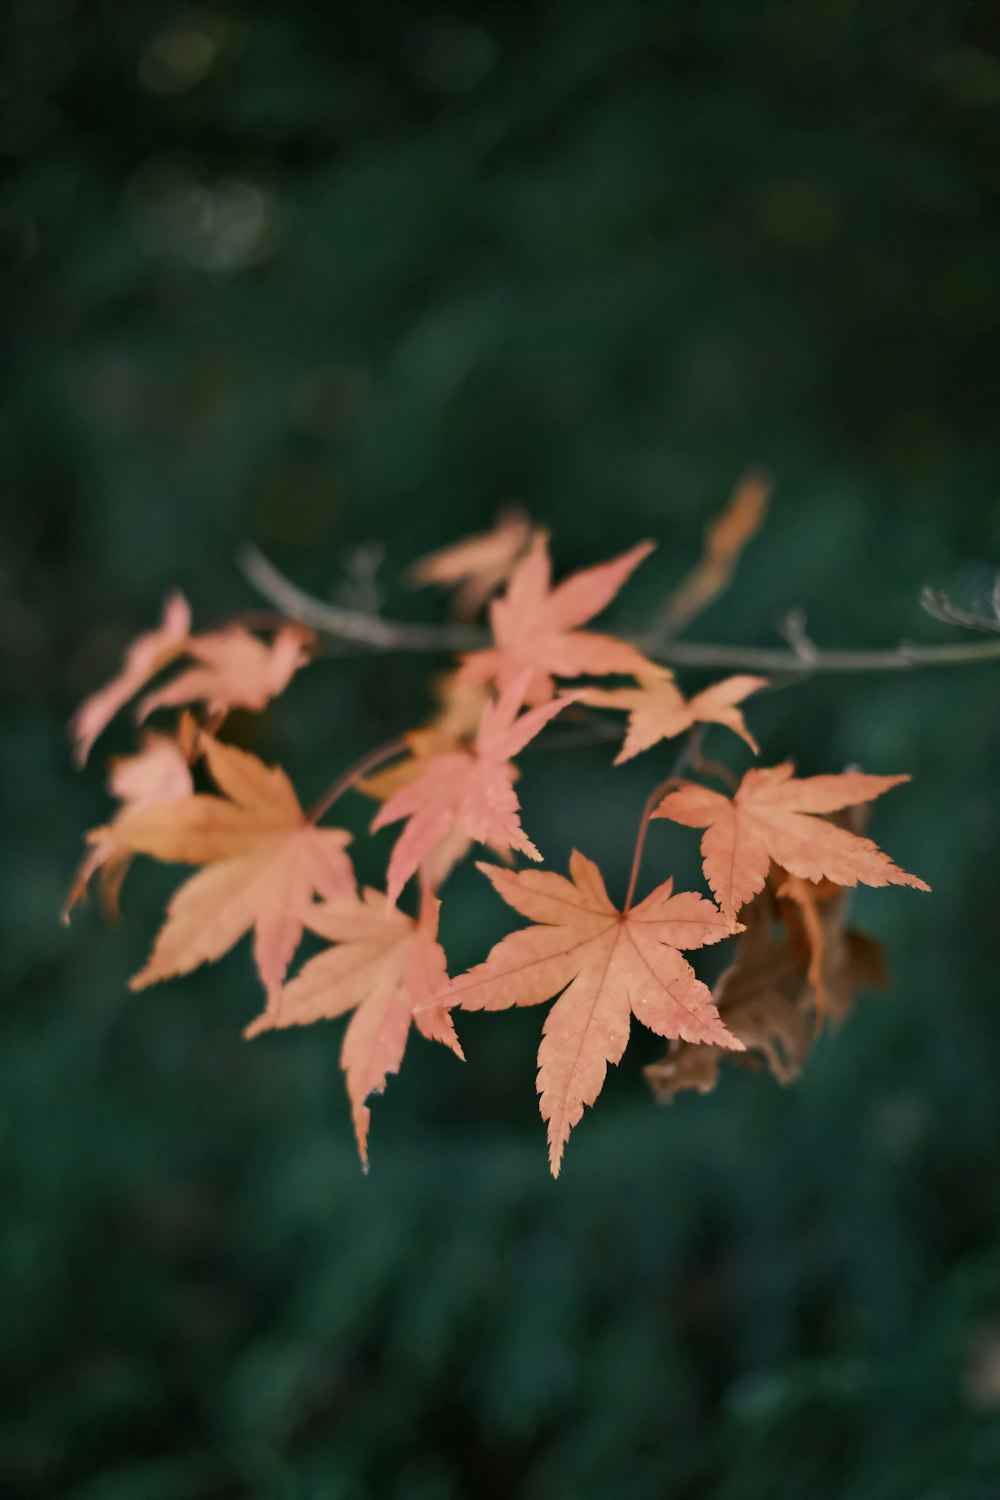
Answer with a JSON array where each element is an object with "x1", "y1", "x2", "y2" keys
[{"x1": 644, "y1": 868, "x2": 889, "y2": 1104}]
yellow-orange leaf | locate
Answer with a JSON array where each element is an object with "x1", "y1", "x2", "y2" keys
[
  {"x1": 579, "y1": 672, "x2": 768, "y2": 760},
  {"x1": 654, "y1": 764, "x2": 929, "y2": 919},
  {"x1": 94, "y1": 735, "x2": 353, "y2": 1000},
  {"x1": 247, "y1": 890, "x2": 462, "y2": 1165},
  {"x1": 440, "y1": 853, "x2": 741, "y2": 1175}
]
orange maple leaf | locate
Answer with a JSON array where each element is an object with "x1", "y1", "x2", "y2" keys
[
  {"x1": 92, "y1": 735, "x2": 354, "y2": 1001},
  {"x1": 137, "y1": 622, "x2": 313, "y2": 722},
  {"x1": 653, "y1": 764, "x2": 930, "y2": 920},
  {"x1": 64, "y1": 721, "x2": 197, "y2": 922},
  {"x1": 578, "y1": 672, "x2": 768, "y2": 760},
  {"x1": 409, "y1": 507, "x2": 539, "y2": 619},
  {"x1": 371, "y1": 674, "x2": 571, "y2": 903},
  {"x1": 71, "y1": 592, "x2": 191, "y2": 765},
  {"x1": 456, "y1": 533, "x2": 657, "y2": 705},
  {"x1": 440, "y1": 853, "x2": 741, "y2": 1175},
  {"x1": 247, "y1": 890, "x2": 463, "y2": 1164}
]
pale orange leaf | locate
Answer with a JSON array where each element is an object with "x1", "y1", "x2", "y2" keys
[
  {"x1": 440, "y1": 852, "x2": 741, "y2": 1175},
  {"x1": 247, "y1": 890, "x2": 462, "y2": 1164},
  {"x1": 93, "y1": 735, "x2": 354, "y2": 1001},
  {"x1": 654, "y1": 764, "x2": 930, "y2": 919}
]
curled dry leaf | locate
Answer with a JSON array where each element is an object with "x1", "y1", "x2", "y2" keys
[
  {"x1": 654, "y1": 763, "x2": 930, "y2": 920},
  {"x1": 71, "y1": 592, "x2": 192, "y2": 765},
  {"x1": 645, "y1": 871, "x2": 890, "y2": 1103},
  {"x1": 137, "y1": 622, "x2": 313, "y2": 722},
  {"x1": 456, "y1": 533, "x2": 657, "y2": 705},
  {"x1": 247, "y1": 890, "x2": 462, "y2": 1165},
  {"x1": 63, "y1": 719, "x2": 197, "y2": 922},
  {"x1": 91, "y1": 734, "x2": 354, "y2": 1001},
  {"x1": 578, "y1": 672, "x2": 768, "y2": 760},
  {"x1": 662, "y1": 470, "x2": 771, "y2": 633},
  {"x1": 372, "y1": 673, "x2": 571, "y2": 903},
  {"x1": 408, "y1": 507, "x2": 540, "y2": 619},
  {"x1": 439, "y1": 852, "x2": 741, "y2": 1175}
]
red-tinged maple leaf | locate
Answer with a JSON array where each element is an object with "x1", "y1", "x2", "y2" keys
[
  {"x1": 408, "y1": 507, "x2": 539, "y2": 619},
  {"x1": 359, "y1": 676, "x2": 507, "y2": 894},
  {"x1": 578, "y1": 672, "x2": 768, "y2": 760},
  {"x1": 247, "y1": 889, "x2": 463, "y2": 1164},
  {"x1": 455, "y1": 533, "x2": 657, "y2": 705},
  {"x1": 653, "y1": 764, "x2": 930, "y2": 920},
  {"x1": 64, "y1": 721, "x2": 197, "y2": 922},
  {"x1": 71, "y1": 592, "x2": 191, "y2": 765},
  {"x1": 91, "y1": 735, "x2": 354, "y2": 1000},
  {"x1": 438, "y1": 852, "x2": 741, "y2": 1175},
  {"x1": 137, "y1": 622, "x2": 313, "y2": 722},
  {"x1": 371, "y1": 674, "x2": 571, "y2": 903}
]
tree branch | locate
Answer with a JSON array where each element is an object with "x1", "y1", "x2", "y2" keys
[{"x1": 239, "y1": 544, "x2": 1000, "y2": 676}]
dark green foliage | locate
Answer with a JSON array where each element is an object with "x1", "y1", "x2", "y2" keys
[{"x1": 2, "y1": 1, "x2": 999, "y2": 1495}]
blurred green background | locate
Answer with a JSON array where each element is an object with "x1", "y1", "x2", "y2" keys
[{"x1": 3, "y1": 1, "x2": 1000, "y2": 1496}]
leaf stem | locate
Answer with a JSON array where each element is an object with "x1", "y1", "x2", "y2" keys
[
  {"x1": 308, "y1": 737, "x2": 410, "y2": 824},
  {"x1": 623, "y1": 730, "x2": 704, "y2": 911}
]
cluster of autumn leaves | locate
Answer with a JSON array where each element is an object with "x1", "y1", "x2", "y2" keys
[{"x1": 67, "y1": 503, "x2": 929, "y2": 1175}]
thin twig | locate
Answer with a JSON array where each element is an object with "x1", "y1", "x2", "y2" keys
[
  {"x1": 239, "y1": 546, "x2": 482, "y2": 653},
  {"x1": 240, "y1": 544, "x2": 1000, "y2": 676}
]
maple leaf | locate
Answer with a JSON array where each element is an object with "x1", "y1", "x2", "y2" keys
[
  {"x1": 91, "y1": 735, "x2": 354, "y2": 1001},
  {"x1": 64, "y1": 720, "x2": 197, "y2": 922},
  {"x1": 371, "y1": 674, "x2": 570, "y2": 903},
  {"x1": 653, "y1": 764, "x2": 930, "y2": 919},
  {"x1": 247, "y1": 889, "x2": 463, "y2": 1164},
  {"x1": 137, "y1": 622, "x2": 313, "y2": 722},
  {"x1": 456, "y1": 533, "x2": 657, "y2": 705},
  {"x1": 409, "y1": 507, "x2": 540, "y2": 619},
  {"x1": 71, "y1": 592, "x2": 191, "y2": 765},
  {"x1": 645, "y1": 872, "x2": 889, "y2": 1103},
  {"x1": 359, "y1": 676, "x2": 502, "y2": 893},
  {"x1": 578, "y1": 671, "x2": 768, "y2": 760},
  {"x1": 440, "y1": 852, "x2": 742, "y2": 1175}
]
